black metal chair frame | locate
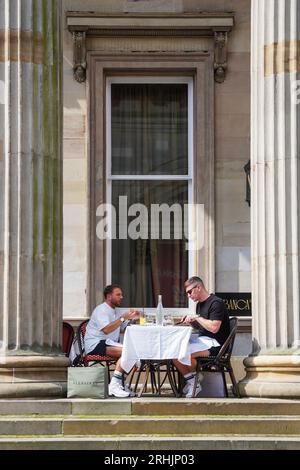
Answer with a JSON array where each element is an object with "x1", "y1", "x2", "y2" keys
[
  {"x1": 76, "y1": 320, "x2": 117, "y2": 381},
  {"x1": 192, "y1": 317, "x2": 240, "y2": 398}
]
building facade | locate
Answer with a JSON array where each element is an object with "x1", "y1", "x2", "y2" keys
[{"x1": 0, "y1": 0, "x2": 299, "y2": 397}]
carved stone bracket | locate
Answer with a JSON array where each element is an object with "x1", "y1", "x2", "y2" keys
[
  {"x1": 73, "y1": 31, "x2": 87, "y2": 83},
  {"x1": 214, "y1": 31, "x2": 228, "y2": 83}
]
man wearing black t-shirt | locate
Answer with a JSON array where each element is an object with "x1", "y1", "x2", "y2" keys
[
  {"x1": 173, "y1": 276, "x2": 230, "y2": 397},
  {"x1": 195, "y1": 291, "x2": 230, "y2": 350}
]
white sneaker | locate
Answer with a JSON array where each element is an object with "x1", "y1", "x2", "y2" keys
[
  {"x1": 124, "y1": 383, "x2": 136, "y2": 397},
  {"x1": 182, "y1": 377, "x2": 195, "y2": 395},
  {"x1": 184, "y1": 380, "x2": 202, "y2": 398},
  {"x1": 182, "y1": 373, "x2": 203, "y2": 395},
  {"x1": 108, "y1": 380, "x2": 130, "y2": 398}
]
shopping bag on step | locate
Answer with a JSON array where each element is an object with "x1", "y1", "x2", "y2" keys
[{"x1": 67, "y1": 365, "x2": 108, "y2": 398}]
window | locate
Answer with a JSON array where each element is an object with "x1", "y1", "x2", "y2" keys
[{"x1": 106, "y1": 77, "x2": 193, "y2": 309}]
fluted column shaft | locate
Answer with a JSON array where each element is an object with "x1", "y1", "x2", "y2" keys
[
  {"x1": 240, "y1": 0, "x2": 300, "y2": 397},
  {"x1": 0, "y1": 0, "x2": 66, "y2": 397},
  {"x1": 0, "y1": 0, "x2": 62, "y2": 353}
]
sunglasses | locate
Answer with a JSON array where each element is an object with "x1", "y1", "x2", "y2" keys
[{"x1": 186, "y1": 285, "x2": 198, "y2": 296}]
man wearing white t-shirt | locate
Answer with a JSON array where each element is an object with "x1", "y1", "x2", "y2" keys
[{"x1": 84, "y1": 285, "x2": 140, "y2": 398}]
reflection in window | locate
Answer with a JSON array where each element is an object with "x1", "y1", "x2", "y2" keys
[
  {"x1": 111, "y1": 84, "x2": 188, "y2": 175},
  {"x1": 109, "y1": 81, "x2": 191, "y2": 308},
  {"x1": 111, "y1": 181, "x2": 188, "y2": 308}
]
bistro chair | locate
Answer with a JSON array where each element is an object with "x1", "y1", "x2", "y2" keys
[
  {"x1": 76, "y1": 319, "x2": 117, "y2": 381},
  {"x1": 192, "y1": 316, "x2": 240, "y2": 398},
  {"x1": 62, "y1": 321, "x2": 75, "y2": 356}
]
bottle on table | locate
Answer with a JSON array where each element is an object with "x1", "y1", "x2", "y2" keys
[{"x1": 156, "y1": 294, "x2": 164, "y2": 326}]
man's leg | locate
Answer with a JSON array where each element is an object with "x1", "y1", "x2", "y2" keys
[
  {"x1": 173, "y1": 349, "x2": 209, "y2": 375},
  {"x1": 106, "y1": 346, "x2": 123, "y2": 370},
  {"x1": 173, "y1": 350, "x2": 209, "y2": 397},
  {"x1": 106, "y1": 346, "x2": 135, "y2": 397}
]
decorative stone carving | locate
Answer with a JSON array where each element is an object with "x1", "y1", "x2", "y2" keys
[
  {"x1": 214, "y1": 31, "x2": 228, "y2": 83},
  {"x1": 73, "y1": 31, "x2": 87, "y2": 83}
]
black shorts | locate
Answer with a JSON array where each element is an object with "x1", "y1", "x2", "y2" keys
[
  {"x1": 88, "y1": 340, "x2": 106, "y2": 356},
  {"x1": 209, "y1": 346, "x2": 221, "y2": 357}
]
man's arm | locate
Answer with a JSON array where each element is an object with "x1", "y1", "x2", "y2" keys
[
  {"x1": 183, "y1": 315, "x2": 221, "y2": 333},
  {"x1": 192, "y1": 316, "x2": 221, "y2": 334},
  {"x1": 102, "y1": 310, "x2": 140, "y2": 335},
  {"x1": 184, "y1": 300, "x2": 224, "y2": 333}
]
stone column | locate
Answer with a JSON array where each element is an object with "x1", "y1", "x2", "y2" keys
[
  {"x1": 239, "y1": 0, "x2": 300, "y2": 397},
  {"x1": 0, "y1": 0, "x2": 68, "y2": 397}
]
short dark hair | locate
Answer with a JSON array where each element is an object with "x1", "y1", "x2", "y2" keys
[
  {"x1": 103, "y1": 284, "x2": 122, "y2": 298},
  {"x1": 184, "y1": 276, "x2": 204, "y2": 288}
]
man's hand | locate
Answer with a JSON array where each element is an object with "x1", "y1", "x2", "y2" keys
[
  {"x1": 183, "y1": 315, "x2": 196, "y2": 324},
  {"x1": 124, "y1": 310, "x2": 141, "y2": 321}
]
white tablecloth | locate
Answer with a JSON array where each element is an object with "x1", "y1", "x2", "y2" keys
[{"x1": 121, "y1": 325, "x2": 193, "y2": 373}]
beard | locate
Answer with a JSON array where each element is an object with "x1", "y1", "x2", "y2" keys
[{"x1": 111, "y1": 299, "x2": 122, "y2": 308}]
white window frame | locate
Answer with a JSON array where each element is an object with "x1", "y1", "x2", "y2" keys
[{"x1": 106, "y1": 76, "x2": 194, "y2": 315}]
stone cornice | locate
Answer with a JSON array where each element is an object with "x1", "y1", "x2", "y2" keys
[
  {"x1": 66, "y1": 11, "x2": 235, "y2": 29},
  {"x1": 66, "y1": 12, "x2": 234, "y2": 83}
]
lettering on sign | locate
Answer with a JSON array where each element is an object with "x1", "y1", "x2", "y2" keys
[{"x1": 216, "y1": 293, "x2": 251, "y2": 317}]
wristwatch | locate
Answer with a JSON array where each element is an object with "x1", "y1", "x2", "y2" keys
[{"x1": 120, "y1": 316, "x2": 125, "y2": 323}]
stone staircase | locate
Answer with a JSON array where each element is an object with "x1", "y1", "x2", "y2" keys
[{"x1": 1, "y1": 398, "x2": 300, "y2": 449}]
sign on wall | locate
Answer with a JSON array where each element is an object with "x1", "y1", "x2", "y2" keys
[{"x1": 215, "y1": 293, "x2": 251, "y2": 317}]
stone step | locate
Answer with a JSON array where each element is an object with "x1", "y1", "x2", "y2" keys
[
  {"x1": 1, "y1": 398, "x2": 300, "y2": 416},
  {"x1": 1, "y1": 415, "x2": 300, "y2": 436},
  {"x1": 0, "y1": 435, "x2": 300, "y2": 450},
  {"x1": 1, "y1": 397, "x2": 300, "y2": 451},
  {"x1": 131, "y1": 398, "x2": 300, "y2": 416},
  {"x1": 0, "y1": 399, "x2": 130, "y2": 416},
  {"x1": 60, "y1": 416, "x2": 300, "y2": 436}
]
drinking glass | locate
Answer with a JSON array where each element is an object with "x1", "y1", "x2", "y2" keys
[
  {"x1": 164, "y1": 315, "x2": 173, "y2": 326},
  {"x1": 146, "y1": 314, "x2": 154, "y2": 325},
  {"x1": 139, "y1": 311, "x2": 146, "y2": 325}
]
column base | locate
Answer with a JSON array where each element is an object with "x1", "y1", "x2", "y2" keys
[
  {"x1": 0, "y1": 356, "x2": 69, "y2": 398},
  {"x1": 239, "y1": 355, "x2": 300, "y2": 398}
]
